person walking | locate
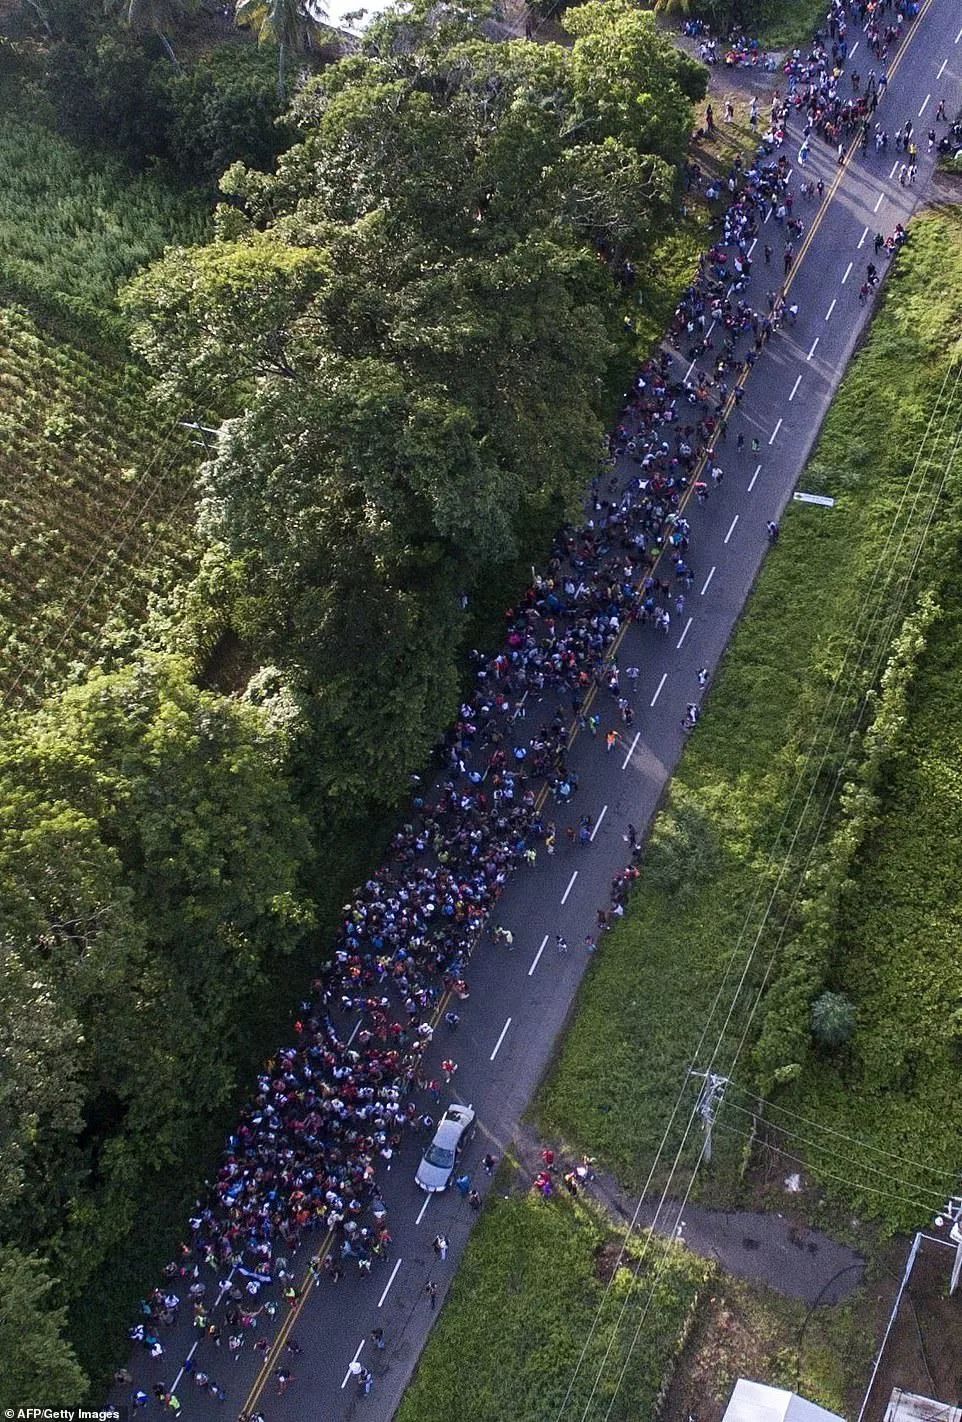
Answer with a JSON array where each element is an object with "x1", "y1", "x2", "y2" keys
[
  {"x1": 425, "y1": 1281, "x2": 438, "y2": 1310},
  {"x1": 433, "y1": 1233, "x2": 449, "y2": 1262}
]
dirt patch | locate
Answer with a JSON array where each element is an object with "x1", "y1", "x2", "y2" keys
[
  {"x1": 859, "y1": 1234, "x2": 962, "y2": 1421},
  {"x1": 594, "y1": 1238, "x2": 623, "y2": 1284},
  {"x1": 660, "y1": 1270, "x2": 881, "y2": 1422}
]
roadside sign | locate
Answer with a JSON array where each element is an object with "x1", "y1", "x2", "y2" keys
[{"x1": 793, "y1": 492, "x2": 835, "y2": 507}]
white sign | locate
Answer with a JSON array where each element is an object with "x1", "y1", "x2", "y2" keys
[{"x1": 793, "y1": 492, "x2": 835, "y2": 507}]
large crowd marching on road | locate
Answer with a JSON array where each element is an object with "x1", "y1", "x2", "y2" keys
[{"x1": 120, "y1": 0, "x2": 936, "y2": 1413}]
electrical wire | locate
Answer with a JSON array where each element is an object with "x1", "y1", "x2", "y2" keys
[
  {"x1": 588, "y1": 395, "x2": 962, "y2": 1422},
  {"x1": 558, "y1": 351, "x2": 962, "y2": 1421},
  {"x1": 724, "y1": 1080, "x2": 962, "y2": 1183}
]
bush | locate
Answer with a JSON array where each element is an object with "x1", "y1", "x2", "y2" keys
[
  {"x1": 811, "y1": 992, "x2": 856, "y2": 1049},
  {"x1": 46, "y1": 36, "x2": 295, "y2": 183},
  {"x1": 157, "y1": 43, "x2": 297, "y2": 181}
]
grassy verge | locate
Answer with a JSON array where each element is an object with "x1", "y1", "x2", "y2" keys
[
  {"x1": 536, "y1": 205, "x2": 962, "y2": 1209},
  {"x1": 772, "y1": 569, "x2": 962, "y2": 1234},
  {"x1": 396, "y1": 1186, "x2": 711, "y2": 1422},
  {"x1": 755, "y1": 0, "x2": 826, "y2": 49}
]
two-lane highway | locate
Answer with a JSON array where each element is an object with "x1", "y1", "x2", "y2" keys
[{"x1": 115, "y1": 3, "x2": 962, "y2": 1417}]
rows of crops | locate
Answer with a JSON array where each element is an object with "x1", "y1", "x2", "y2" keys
[
  {"x1": 0, "y1": 60, "x2": 210, "y2": 700},
  {"x1": 0, "y1": 304, "x2": 198, "y2": 701},
  {"x1": 0, "y1": 80, "x2": 207, "y2": 307}
]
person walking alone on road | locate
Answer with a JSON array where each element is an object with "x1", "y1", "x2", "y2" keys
[{"x1": 425, "y1": 1281, "x2": 438, "y2": 1310}]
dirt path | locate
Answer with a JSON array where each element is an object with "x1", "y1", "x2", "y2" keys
[{"x1": 517, "y1": 1126, "x2": 865, "y2": 1306}]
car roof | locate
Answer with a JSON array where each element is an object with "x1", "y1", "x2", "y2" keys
[{"x1": 432, "y1": 1104, "x2": 474, "y2": 1147}]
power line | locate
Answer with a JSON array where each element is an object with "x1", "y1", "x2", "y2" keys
[
  {"x1": 725, "y1": 1080, "x2": 962, "y2": 1182},
  {"x1": 719, "y1": 1096, "x2": 954, "y2": 1211},
  {"x1": 590, "y1": 390, "x2": 962, "y2": 1422},
  {"x1": 561, "y1": 352, "x2": 962, "y2": 1421}
]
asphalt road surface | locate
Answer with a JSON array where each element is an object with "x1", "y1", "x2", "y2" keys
[{"x1": 116, "y1": 3, "x2": 962, "y2": 1417}]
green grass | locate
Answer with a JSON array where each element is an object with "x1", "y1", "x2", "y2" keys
[
  {"x1": 396, "y1": 1188, "x2": 711, "y2": 1422},
  {"x1": 776, "y1": 578, "x2": 962, "y2": 1233},
  {"x1": 536, "y1": 206, "x2": 962, "y2": 1212},
  {"x1": 754, "y1": 0, "x2": 827, "y2": 50}
]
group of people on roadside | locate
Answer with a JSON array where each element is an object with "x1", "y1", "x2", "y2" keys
[{"x1": 120, "y1": 0, "x2": 935, "y2": 1412}]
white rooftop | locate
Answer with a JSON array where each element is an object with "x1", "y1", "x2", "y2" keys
[
  {"x1": 722, "y1": 1379, "x2": 846, "y2": 1422},
  {"x1": 885, "y1": 1389, "x2": 962, "y2": 1422}
]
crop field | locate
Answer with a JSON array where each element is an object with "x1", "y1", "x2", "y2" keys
[
  {"x1": 0, "y1": 69, "x2": 207, "y2": 700},
  {"x1": 0, "y1": 77, "x2": 207, "y2": 310},
  {"x1": 0, "y1": 304, "x2": 197, "y2": 701}
]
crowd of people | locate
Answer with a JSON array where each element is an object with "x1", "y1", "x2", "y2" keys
[{"x1": 121, "y1": 0, "x2": 934, "y2": 1413}]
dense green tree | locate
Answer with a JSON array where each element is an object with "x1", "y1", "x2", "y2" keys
[
  {"x1": 0, "y1": 1247, "x2": 88, "y2": 1407},
  {"x1": 235, "y1": 0, "x2": 329, "y2": 99},
  {"x1": 811, "y1": 991, "x2": 857, "y2": 1049},
  {"x1": 156, "y1": 43, "x2": 299, "y2": 179},
  {"x1": 0, "y1": 655, "x2": 313, "y2": 1284},
  {"x1": 126, "y1": 0, "x2": 697, "y2": 811}
]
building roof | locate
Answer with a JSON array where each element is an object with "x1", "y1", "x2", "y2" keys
[
  {"x1": 722, "y1": 1379, "x2": 846, "y2": 1422},
  {"x1": 884, "y1": 1389, "x2": 962, "y2": 1422}
]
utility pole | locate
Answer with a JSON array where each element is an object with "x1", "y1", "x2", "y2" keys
[
  {"x1": 936, "y1": 1196, "x2": 962, "y2": 1293},
  {"x1": 691, "y1": 1070, "x2": 729, "y2": 1163},
  {"x1": 179, "y1": 420, "x2": 218, "y2": 456}
]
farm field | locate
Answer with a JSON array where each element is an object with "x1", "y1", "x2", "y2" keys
[
  {"x1": 0, "y1": 72, "x2": 207, "y2": 312},
  {"x1": 0, "y1": 67, "x2": 207, "y2": 701},
  {"x1": 0, "y1": 304, "x2": 198, "y2": 700}
]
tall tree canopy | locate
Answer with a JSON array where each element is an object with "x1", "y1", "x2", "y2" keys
[
  {"x1": 0, "y1": 655, "x2": 313, "y2": 1289},
  {"x1": 125, "y1": 0, "x2": 703, "y2": 811}
]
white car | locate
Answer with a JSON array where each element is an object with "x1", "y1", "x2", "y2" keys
[{"x1": 415, "y1": 1103, "x2": 477, "y2": 1192}]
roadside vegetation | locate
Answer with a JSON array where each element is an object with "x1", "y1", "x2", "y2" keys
[
  {"x1": 397, "y1": 1186, "x2": 711, "y2": 1422},
  {"x1": 0, "y1": 0, "x2": 713, "y2": 1397},
  {"x1": 538, "y1": 205, "x2": 962, "y2": 1225}
]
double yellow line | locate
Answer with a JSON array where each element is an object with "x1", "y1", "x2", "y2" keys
[{"x1": 240, "y1": 6, "x2": 937, "y2": 1408}]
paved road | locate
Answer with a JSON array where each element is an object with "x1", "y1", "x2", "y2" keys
[{"x1": 116, "y1": 3, "x2": 962, "y2": 1418}]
